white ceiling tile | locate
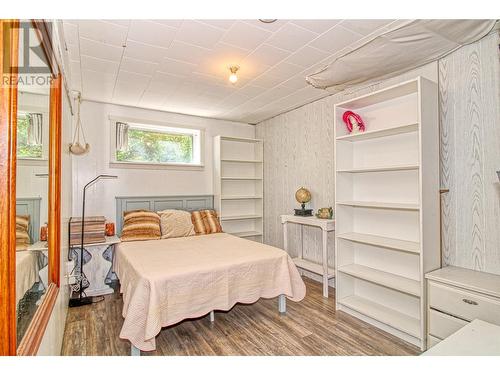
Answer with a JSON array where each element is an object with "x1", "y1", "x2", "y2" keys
[
  {"x1": 221, "y1": 21, "x2": 272, "y2": 50},
  {"x1": 250, "y1": 73, "x2": 286, "y2": 89},
  {"x1": 229, "y1": 84, "x2": 262, "y2": 97},
  {"x1": 67, "y1": 43, "x2": 80, "y2": 61},
  {"x1": 80, "y1": 38, "x2": 123, "y2": 62},
  {"x1": 290, "y1": 19, "x2": 341, "y2": 34},
  {"x1": 150, "y1": 20, "x2": 184, "y2": 28},
  {"x1": 158, "y1": 58, "x2": 197, "y2": 77},
  {"x1": 175, "y1": 21, "x2": 225, "y2": 49},
  {"x1": 139, "y1": 90, "x2": 168, "y2": 107},
  {"x1": 103, "y1": 19, "x2": 131, "y2": 28},
  {"x1": 266, "y1": 23, "x2": 318, "y2": 52},
  {"x1": 243, "y1": 44, "x2": 290, "y2": 68},
  {"x1": 243, "y1": 19, "x2": 289, "y2": 33},
  {"x1": 120, "y1": 57, "x2": 159, "y2": 76},
  {"x1": 124, "y1": 40, "x2": 169, "y2": 62},
  {"x1": 77, "y1": 20, "x2": 128, "y2": 47},
  {"x1": 265, "y1": 62, "x2": 304, "y2": 80},
  {"x1": 195, "y1": 42, "x2": 250, "y2": 76},
  {"x1": 340, "y1": 19, "x2": 395, "y2": 36},
  {"x1": 128, "y1": 20, "x2": 177, "y2": 49},
  {"x1": 218, "y1": 92, "x2": 251, "y2": 108},
  {"x1": 81, "y1": 69, "x2": 116, "y2": 101},
  {"x1": 165, "y1": 41, "x2": 211, "y2": 64},
  {"x1": 280, "y1": 74, "x2": 309, "y2": 90},
  {"x1": 309, "y1": 25, "x2": 362, "y2": 54},
  {"x1": 116, "y1": 70, "x2": 151, "y2": 92},
  {"x1": 63, "y1": 22, "x2": 79, "y2": 45},
  {"x1": 196, "y1": 20, "x2": 236, "y2": 30},
  {"x1": 80, "y1": 55, "x2": 119, "y2": 75},
  {"x1": 151, "y1": 71, "x2": 185, "y2": 87},
  {"x1": 284, "y1": 45, "x2": 330, "y2": 68}
]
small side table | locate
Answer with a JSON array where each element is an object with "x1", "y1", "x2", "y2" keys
[
  {"x1": 280, "y1": 215, "x2": 335, "y2": 298},
  {"x1": 69, "y1": 235, "x2": 120, "y2": 297}
]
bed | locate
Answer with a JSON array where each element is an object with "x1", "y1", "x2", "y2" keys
[
  {"x1": 16, "y1": 251, "x2": 39, "y2": 307},
  {"x1": 113, "y1": 195, "x2": 306, "y2": 354}
]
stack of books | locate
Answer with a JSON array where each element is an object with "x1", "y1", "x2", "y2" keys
[{"x1": 69, "y1": 216, "x2": 106, "y2": 245}]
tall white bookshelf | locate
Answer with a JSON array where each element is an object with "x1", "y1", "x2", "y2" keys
[
  {"x1": 334, "y1": 77, "x2": 440, "y2": 350},
  {"x1": 213, "y1": 136, "x2": 264, "y2": 242}
]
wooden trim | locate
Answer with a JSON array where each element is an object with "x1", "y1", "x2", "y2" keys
[
  {"x1": 0, "y1": 19, "x2": 19, "y2": 357},
  {"x1": 48, "y1": 74, "x2": 62, "y2": 286},
  {"x1": 17, "y1": 284, "x2": 58, "y2": 355},
  {"x1": 31, "y1": 20, "x2": 59, "y2": 77}
]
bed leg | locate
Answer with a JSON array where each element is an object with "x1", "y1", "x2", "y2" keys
[
  {"x1": 131, "y1": 344, "x2": 141, "y2": 356},
  {"x1": 209, "y1": 310, "x2": 215, "y2": 322},
  {"x1": 278, "y1": 294, "x2": 286, "y2": 314}
]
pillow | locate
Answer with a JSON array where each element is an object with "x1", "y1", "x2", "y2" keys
[
  {"x1": 16, "y1": 215, "x2": 31, "y2": 250},
  {"x1": 120, "y1": 210, "x2": 161, "y2": 242},
  {"x1": 158, "y1": 209, "x2": 195, "y2": 239},
  {"x1": 191, "y1": 210, "x2": 223, "y2": 235}
]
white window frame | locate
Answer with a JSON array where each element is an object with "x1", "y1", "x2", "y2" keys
[
  {"x1": 109, "y1": 116, "x2": 205, "y2": 170},
  {"x1": 17, "y1": 105, "x2": 49, "y2": 166}
]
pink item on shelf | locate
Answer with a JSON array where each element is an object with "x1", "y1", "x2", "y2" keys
[{"x1": 342, "y1": 111, "x2": 365, "y2": 133}]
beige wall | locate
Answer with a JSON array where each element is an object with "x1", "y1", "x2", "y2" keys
[{"x1": 256, "y1": 31, "x2": 500, "y2": 276}]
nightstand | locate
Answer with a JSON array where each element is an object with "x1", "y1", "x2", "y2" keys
[
  {"x1": 69, "y1": 235, "x2": 120, "y2": 297},
  {"x1": 425, "y1": 266, "x2": 500, "y2": 349}
]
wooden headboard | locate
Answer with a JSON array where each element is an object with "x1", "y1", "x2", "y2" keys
[
  {"x1": 115, "y1": 195, "x2": 214, "y2": 234},
  {"x1": 16, "y1": 197, "x2": 42, "y2": 243}
]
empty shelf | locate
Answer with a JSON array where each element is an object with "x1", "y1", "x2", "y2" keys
[
  {"x1": 336, "y1": 164, "x2": 419, "y2": 173},
  {"x1": 221, "y1": 136, "x2": 263, "y2": 143},
  {"x1": 221, "y1": 195, "x2": 263, "y2": 200},
  {"x1": 338, "y1": 264, "x2": 420, "y2": 297},
  {"x1": 221, "y1": 159, "x2": 263, "y2": 163},
  {"x1": 229, "y1": 231, "x2": 263, "y2": 238},
  {"x1": 336, "y1": 201, "x2": 419, "y2": 210},
  {"x1": 336, "y1": 123, "x2": 418, "y2": 141},
  {"x1": 339, "y1": 295, "x2": 420, "y2": 338},
  {"x1": 337, "y1": 232, "x2": 420, "y2": 254},
  {"x1": 292, "y1": 258, "x2": 335, "y2": 278},
  {"x1": 220, "y1": 214, "x2": 262, "y2": 221}
]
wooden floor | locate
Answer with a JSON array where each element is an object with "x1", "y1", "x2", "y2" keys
[{"x1": 61, "y1": 278, "x2": 420, "y2": 356}]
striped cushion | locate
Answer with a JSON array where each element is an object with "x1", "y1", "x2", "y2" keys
[
  {"x1": 16, "y1": 215, "x2": 31, "y2": 250},
  {"x1": 191, "y1": 210, "x2": 223, "y2": 235},
  {"x1": 121, "y1": 210, "x2": 161, "y2": 242}
]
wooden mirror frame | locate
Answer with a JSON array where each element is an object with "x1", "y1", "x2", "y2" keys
[{"x1": 0, "y1": 19, "x2": 62, "y2": 356}]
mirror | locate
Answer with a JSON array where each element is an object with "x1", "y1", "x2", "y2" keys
[{"x1": 15, "y1": 21, "x2": 52, "y2": 346}]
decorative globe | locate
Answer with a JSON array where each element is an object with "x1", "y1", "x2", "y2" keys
[{"x1": 295, "y1": 187, "x2": 311, "y2": 204}]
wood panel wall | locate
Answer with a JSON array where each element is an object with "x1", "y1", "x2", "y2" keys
[
  {"x1": 256, "y1": 31, "x2": 500, "y2": 276},
  {"x1": 439, "y1": 32, "x2": 500, "y2": 274}
]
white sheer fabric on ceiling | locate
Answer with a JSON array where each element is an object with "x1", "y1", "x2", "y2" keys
[{"x1": 306, "y1": 20, "x2": 497, "y2": 90}]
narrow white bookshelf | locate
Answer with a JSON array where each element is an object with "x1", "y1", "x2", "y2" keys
[
  {"x1": 214, "y1": 135, "x2": 264, "y2": 242},
  {"x1": 334, "y1": 77, "x2": 440, "y2": 350}
]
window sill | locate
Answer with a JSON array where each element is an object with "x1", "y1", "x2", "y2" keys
[
  {"x1": 18, "y1": 158, "x2": 48, "y2": 166},
  {"x1": 109, "y1": 161, "x2": 205, "y2": 171}
]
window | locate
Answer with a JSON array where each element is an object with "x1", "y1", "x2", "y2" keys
[
  {"x1": 111, "y1": 119, "x2": 203, "y2": 168},
  {"x1": 17, "y1": 112, "x2": 43, "y2": 159}
]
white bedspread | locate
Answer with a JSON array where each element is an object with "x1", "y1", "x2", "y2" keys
[
  {"x1": 16, "y1": 251, "x2": 39, "y2": 306},
  {"x1": 114, "y1": 233, "x2": 306, "y2": 351}
]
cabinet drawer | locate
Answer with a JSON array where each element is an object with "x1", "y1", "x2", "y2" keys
[
  {"x1": 428, "y1": 309, "x2": 467, "y2": 339},
  {"x1": 427, "y1": 334, "x2": 441, "y2": 349},
  {"x1": 428, "y1": 282, "x2": 500, "y2": 325}
]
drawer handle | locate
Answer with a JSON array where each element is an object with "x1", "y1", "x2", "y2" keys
[{"x1": 462, "y1": 298, "x2": 478, "y2": 306}]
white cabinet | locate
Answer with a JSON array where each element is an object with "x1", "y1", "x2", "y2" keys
[
  {"x1": 425, "y1": 266, "x2": 500, "y2": 349},
  {"x1": 334, "y1": 77, "x2": 440, "y2": 350},
  {"x1": 213, "y1": 136, "x2": 263, "y2": 242}
]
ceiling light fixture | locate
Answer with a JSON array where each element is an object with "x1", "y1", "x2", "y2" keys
[
  {"x1": 259, "y1": 19, "x2": 277, "y2": 23},
  {"x1": 228, "y1": 65, "x2": 239, "y2": 84}
]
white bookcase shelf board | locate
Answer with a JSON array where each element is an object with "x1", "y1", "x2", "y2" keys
[
  {"x1": 214, "y1": 136, "x2": 264, "y2": 242},
  {"x1": 281, "y1": 215, "x2": 335, "y2": 298},
  {"x1": 334, "y1": 76, "x2": 441, "y2": 350}
]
